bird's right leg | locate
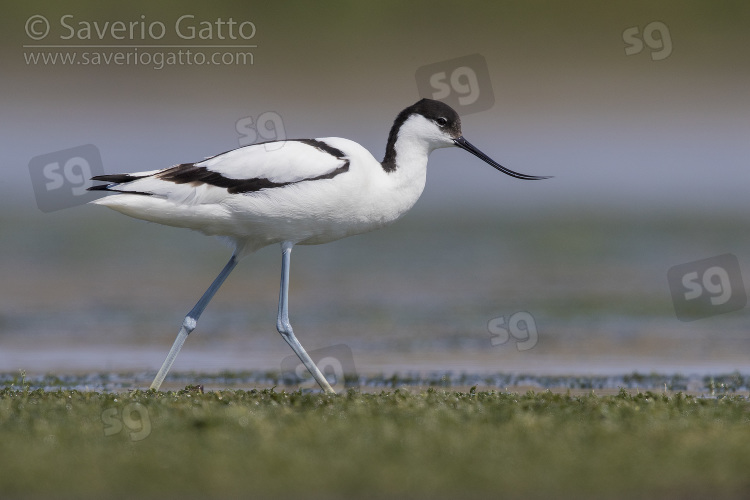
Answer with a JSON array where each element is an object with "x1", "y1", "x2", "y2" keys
[
  {"x1": 276, "y1": 242, "x2": 335, "y2": 394},
  {"x1": 149, "y1": 253, "x2": 239, "y2": 391}
]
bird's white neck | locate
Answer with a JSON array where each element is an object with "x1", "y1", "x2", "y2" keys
[
  {"x1": 381, "y1": 114, "x2": 448, "y2": 173},
  {"x1": 373, "y1": 114, "x2": 449, "y2": 222}
]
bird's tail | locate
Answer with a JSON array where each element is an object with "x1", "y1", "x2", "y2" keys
[{"x1": 88, "y1": 173, "x2": 152, "y2": 191}]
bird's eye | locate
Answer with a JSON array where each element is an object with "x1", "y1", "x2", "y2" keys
[{"x1": 436, "y1": 117, "x2": 448, "y2": 126}]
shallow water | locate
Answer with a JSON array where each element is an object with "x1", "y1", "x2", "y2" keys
[{"x1": 2, "y1": 207, "x2": 750, "y2": 383}]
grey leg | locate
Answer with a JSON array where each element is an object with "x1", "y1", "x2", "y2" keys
[
  {"x1": 149, "y1": 253, "x2": 239, "y2": 391},
  {"x1": 276, "y1": 242, "x2": 335, "y2": 394}
]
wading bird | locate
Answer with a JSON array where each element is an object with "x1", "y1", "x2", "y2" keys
[{"x1": 89, "y1": 98, "x2": 550, "y2": 393}]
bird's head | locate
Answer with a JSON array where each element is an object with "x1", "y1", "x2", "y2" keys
[{"x1": 388, "y1": 98, "x2": 550, "y2": 180}]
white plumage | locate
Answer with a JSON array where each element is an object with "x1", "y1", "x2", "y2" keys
[
  {"x1": 93, "y1": 135, "x2": 426, "y2": 254},
  {"x1": 89, "y1": 99, "x2": 549, "y2": 392}
]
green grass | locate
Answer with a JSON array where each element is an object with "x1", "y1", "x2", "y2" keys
[{"x1": 1, "y1": 384, "x2": 750, "y2": 499}]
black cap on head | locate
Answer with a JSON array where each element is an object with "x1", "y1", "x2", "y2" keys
[{"x1": 382, "y1": 99, "x2": 462, "y2": 171}]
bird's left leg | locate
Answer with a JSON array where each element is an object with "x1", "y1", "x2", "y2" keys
[
  {"x1": 149, "y1": 252, "x2": 239, "y2": 391},
  {"x1": 276, "y1": 241, "x2": 335, "y2": 394}
]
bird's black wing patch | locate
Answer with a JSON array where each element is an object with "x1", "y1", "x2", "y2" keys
[
  {"x1": 156, "y1": 162, "x2": 350, "y2": 194},
  {"x1": 156, "y1": 139, "x2": 350, "y2": 194},
  {"x1": 295, "y1": 139, "x2": 347, "y2": 159},
  {"x1": 87, "y1": 139, "x2": 350, "y2": 196}
]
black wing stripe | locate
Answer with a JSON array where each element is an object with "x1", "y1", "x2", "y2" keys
[
  {"x1": 156, "y1": 139, "x2": 350, "y2": 194},
  {"x1": 87, "y1": 139, "x2": 350, "y2": 195},
  {"x1": 295, "y1": 139, "x2": 347, "y2": 159},
  {"x1": 157, "y1": 162, "x2": 350, "y2": 194}
]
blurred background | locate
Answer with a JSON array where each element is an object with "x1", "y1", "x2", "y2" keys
[{"x1": 2, "y1": 1, "x2": 749, "y2": 383}]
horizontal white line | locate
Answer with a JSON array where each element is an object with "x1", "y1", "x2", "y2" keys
[{"x1": 22, "y1": 45, "x2": 258, "y2": 48}]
